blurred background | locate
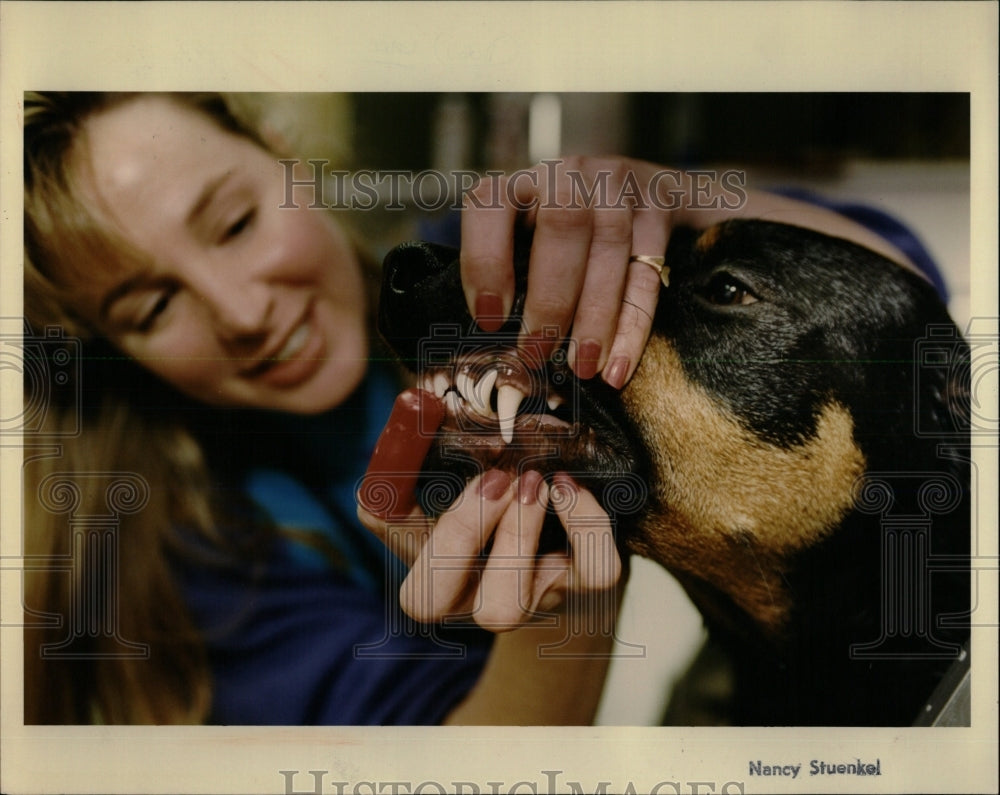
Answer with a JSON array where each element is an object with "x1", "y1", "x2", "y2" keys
[
  {"x1": 350, "y1": 92, "x2": 968, "y2": 171},
  {"x1": 234, "y1": 91, "x2": 971, "y2": 725},
  {"x1": 235, "y1": 91, "x2": 970, "y2": 325}
]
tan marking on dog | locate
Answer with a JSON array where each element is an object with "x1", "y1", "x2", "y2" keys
[
  {"x1": 621, "y1": 336, "x2": 866, "y2": 636},
  {"x1": 694, "y1": 224, "x2": 723, "y2": 254}
]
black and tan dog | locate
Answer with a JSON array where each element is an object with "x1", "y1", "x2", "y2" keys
[{"x1": 377, "y1": 219, "x2": 970, "y2": 726}]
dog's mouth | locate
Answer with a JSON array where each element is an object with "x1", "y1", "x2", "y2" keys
[
  {"x1": 411, "y1": 343, "x2": 649, "y2": 524},
  {"x1": 376, "y1": 237, "x2": 649, "y2": 521},
  {"x1": 421, "y1": 346, "x2": 572, "y2": 437},
  {"x1": 416, "y1": 345, "x2": 598, "y2": 471}
]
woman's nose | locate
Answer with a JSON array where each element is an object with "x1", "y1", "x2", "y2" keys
[{"x1": 198, "y1": 274, "x2": 274, "y2": 340}]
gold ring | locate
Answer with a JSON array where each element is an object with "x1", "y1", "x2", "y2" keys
[
  {"x1": 629, "y1": 254, "x2": 665, "y2": 273},
  {"x1": 629, "y1": 255, "x2": 670, "y2": 288}
]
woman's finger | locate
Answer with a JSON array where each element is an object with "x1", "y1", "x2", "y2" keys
[
  {"x1": 601, "y1": 253, "x2": 666, "y2": 390},
  {"x1": 548, "y1": 474, "x2": 622, "y2": 592},
  {"x1": 474, "y1": 470, "x2": 552, "y2": 630},
  {"x1": 518, "y1": 157, "x2": 594, "y2": 362},
  {"x1": 460, "y1": 174, "x2": 520, "y2": 332},
  {"x1": 560, "y1": 159, "x2": 635, "y2": 380},
  {"x1": 601, "y1": 162, "x2": 671, "y2": 389},
  {"x1": 399, "y1": 469, "x2": 514, "y2": 623},
  {"x1": 356, "y1": 504, "x2": 432, "y2": 569}
]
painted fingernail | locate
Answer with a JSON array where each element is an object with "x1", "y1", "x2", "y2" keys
[
  {"x1": 604, "y1": 356, "x2": 630, "y2": 390},
  {"x1": 475, "y1": 292, "x2": 505, "y2": 332},
  {"x1": 575, "y1": 339, "x2": 602, "y2": 380},
  {"x1": 517, "y1": 470, "x2": 544, "y2": 505},
  {"x1": 551, "y1": 473, "x2": 578, "y2": 493},
  {"x1": 478, "y1": 469, "x2": 512, "y2": 500}
]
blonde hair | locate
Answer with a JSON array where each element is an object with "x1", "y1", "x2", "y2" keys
[{"x1": 22, "y1": 93, "x2": 323, "y2": 723}]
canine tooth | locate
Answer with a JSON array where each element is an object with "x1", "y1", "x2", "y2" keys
[
  {"x1": 444, "y1": 391, "x2": 461, "y2": 413},
  {"x1": 472, "y1": 369, "x2": 498, "y2": 416},
  {"x1": 547, "y1": 394, "x2": 564, "y2": 411},
  {"x1": 432, "y1": 372, "x2": 450, "y2": 398},
  {"x1": 497, "y1": 384, "x2": 525, "y2": 444},
  {"x1": 456, "y1": 371, "x2": 475, "y2": 403}
]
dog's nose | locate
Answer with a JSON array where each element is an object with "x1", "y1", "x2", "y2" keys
[
  {"x1": 379, "y1": 241, "x2": 472, "y2": 363},
  {"x1": 378, "y1": 232, "x2": 535, "y2": 366},
  {"x1": 383, "y1": 241, "x2": 459, "y2": 297}
]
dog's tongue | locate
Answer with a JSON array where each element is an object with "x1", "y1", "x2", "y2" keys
[{"x1": 357, "y1": 388, "x2": 444, "y2": 519}]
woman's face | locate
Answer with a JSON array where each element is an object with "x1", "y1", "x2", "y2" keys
[{"x1": 71, "y1": 95, "x2": 368, "y2": 414}]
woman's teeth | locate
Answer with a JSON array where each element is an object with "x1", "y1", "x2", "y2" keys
[
  {"x1": 276, "y1": 323, "x2": 309, "y2": 361},
  {"x1": 420, "y1": 367, "x2": 566, "y2": 445}
]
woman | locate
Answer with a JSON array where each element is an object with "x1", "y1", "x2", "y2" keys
[{"x1": 22, "y1": 92, "x2": 921, "y2": 725}]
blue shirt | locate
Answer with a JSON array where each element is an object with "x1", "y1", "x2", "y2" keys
[{"x1": 175, "y1": 366, "x2": 492, "y2": 725}]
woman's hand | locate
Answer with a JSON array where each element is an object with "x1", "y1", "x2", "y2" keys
[
  {"x1": 459, "y1": 156, "x2": 920, "y2": 390},
  {"x1": 460, "y1": 157, "x2": 670, "y2": 390},
  {"x1": 355, "y1": 389, "x2": 622, "y2": 631},
  {"x1": 356, "y1": 388, "x2": 623, "y2": 723}
]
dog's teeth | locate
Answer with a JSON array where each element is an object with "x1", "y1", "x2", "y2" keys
[
  {"x1": 432, "y1": 372, "x2": 450, "y2": 398},
  {"x1": 456, "y1": 371, "x2": 474, "y2": 404},
  {"x1": 547, "y1": 394, "x2": 564, "y2": 411},
  {"x1": 472, "y1": 369, "x2": 498, "y2": 417},
  {"x1": 444, "y1": 391, "x2": 461, "y2": 413},
  {"x1": 497, "y1": 384, "x2": 525, "y2": 444}
]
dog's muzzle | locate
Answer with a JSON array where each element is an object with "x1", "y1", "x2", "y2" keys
[{"x1": 377, "y1": 239, "x2": 650, "y2": 521}]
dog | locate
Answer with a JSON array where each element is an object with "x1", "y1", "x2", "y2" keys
[{"x1": 377, "y1": 219, "x2": 971, "y2": 726}]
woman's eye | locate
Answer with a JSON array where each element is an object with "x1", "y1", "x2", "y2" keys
[
  {"x1": 701, "y1": 273, "x2": 758, "y2": 306},
  {"x1": 137, "y1": 292, "x2": 173, "y2": 331},
  {"x1": 222, "y1": 208, "x2": 256, "y2": 242}
]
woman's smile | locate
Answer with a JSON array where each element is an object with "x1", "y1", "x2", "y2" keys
[
  {"x1": 72, "y1": 95, "x2": 369, "y2": 413},
  {"x1": 242, "y1": 305, "x2": 328, "y2": 389}
]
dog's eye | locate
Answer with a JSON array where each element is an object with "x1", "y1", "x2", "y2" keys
[{"x1": 701, "y1": 273, "x2": 758, "y2": 306}]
